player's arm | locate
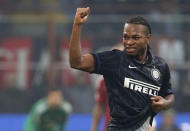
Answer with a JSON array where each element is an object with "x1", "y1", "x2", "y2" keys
[
  {"x1": 25, "y1": 101, "x2": 42, "y2": 131},
  {"x1": 151, "y1": 61, "x2": 175, "y2": 113},
  {"x1": 69, "y1": 7, "x2": 95, "y2": 72},
  {"x1": 91, "y1": 102, "x2": 106, "y2": 131},
  {"x1": 151, "y1": 94, "x2": 175, "y2": 113}
]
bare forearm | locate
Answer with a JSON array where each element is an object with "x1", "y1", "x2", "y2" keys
[
  {"x1": 91, "y1": 103, "x2": 105, "y2": 131},
  {"x1": 69, "y1": 7, "x2": 94, "y2": 72},
  {"x1": 69, "y1": 23, "x2": 82, "y2": 68},
  {"x1": 164, "y1": 94, "x2": 175, "y2": 110},
  {"x1": 151, "y1": 94, "x2": 175, "y2": 112}
]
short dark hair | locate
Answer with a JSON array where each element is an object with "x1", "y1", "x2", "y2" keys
[
  {"x1": 46, "y1": 87, "x2": 62, "y2": 95},
  {"x1": 126, "y1": 16, "x2": 151, "y2": 34}
]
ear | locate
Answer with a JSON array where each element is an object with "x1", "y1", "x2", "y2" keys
[{"x1": 146, "y1": 34, "x2": 151, "y2": 45}]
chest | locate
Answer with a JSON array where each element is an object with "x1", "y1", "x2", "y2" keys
[
  {"x1": 41, "y1": 110, "x2": 66, "y2": 121},
  {"x1": 115, "y1": 59, "x2": 164, "y2": 96}
]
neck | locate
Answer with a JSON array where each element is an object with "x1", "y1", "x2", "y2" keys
[{"x1": 136, "y1": 48, "x2": 147, "y2": 63}]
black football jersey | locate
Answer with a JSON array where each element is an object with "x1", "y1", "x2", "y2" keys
[{"x1": 92, "y1": 49, "x2": 173, "y2": 130}]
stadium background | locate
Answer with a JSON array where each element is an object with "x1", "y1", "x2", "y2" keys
[{"x1": 0, "y1": 0, "x2": 190, "y2": 130}]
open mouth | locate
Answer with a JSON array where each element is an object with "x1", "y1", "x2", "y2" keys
[{"x1": 126, "y1": 47, "x2": 136, "y2": 53}]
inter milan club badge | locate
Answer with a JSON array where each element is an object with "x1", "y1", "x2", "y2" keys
[{"x1": 151, "y1": 68, "x2": 160, "y2": 81}]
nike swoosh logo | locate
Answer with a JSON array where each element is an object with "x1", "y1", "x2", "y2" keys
[{"x1": 128, "y1": 65, "x2": 137, "y2": 69}]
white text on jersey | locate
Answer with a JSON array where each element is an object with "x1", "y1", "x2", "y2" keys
[{"x1": 124, "y1": 77, "x2": 160, "y2": 96}]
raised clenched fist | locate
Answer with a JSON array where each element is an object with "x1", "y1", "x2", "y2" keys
[{"x1": 74, "y1": 7, "x2": 90, "y2": 25}]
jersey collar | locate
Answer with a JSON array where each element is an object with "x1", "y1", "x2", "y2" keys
[{"x1": 125, "y1": 45, "x2": 155, "y2": 66}]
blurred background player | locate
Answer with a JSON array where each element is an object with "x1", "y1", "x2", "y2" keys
[
  {"x1": 25, "y1": 88, "x2": 72, "y2": 131},
  {"x1": 91, "y1": 77, "x2": 110, "y2": 131},
  {"x1": 91, "y1": 44, "x2": 123, "y2": 131}
]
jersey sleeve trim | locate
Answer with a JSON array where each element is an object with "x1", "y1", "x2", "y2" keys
[{"x1": 92, "y1": 53, "x2": 101, "y2": 73}]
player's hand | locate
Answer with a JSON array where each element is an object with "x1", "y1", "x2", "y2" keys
[
  {"x1": 74, "y1": 7, "x2": 90, "y2": 25},
  {"x1": 151, "y1": 96, "x2": 168, "y2": 113}
]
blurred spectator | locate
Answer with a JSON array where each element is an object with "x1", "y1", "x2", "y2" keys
[
  {"x1": 25, "y1": 88, "x2": 72, "y2": 131},
  {"x1": 149, "y1": 0, "x2": 183, "y2": 35},
  {"x1": 175, "y1": 83, "x2": 190, "y2": 112},
  {"x1": 157, "y1": 35, "x2": 185, "y2": 66},
  {"x1": 61, "y1": 38, "x2": 92, "y2": 87},
  {"x1": 0, "y1": 73, "x2": 29, "y2": 112},
  {"x1": 0, "y1": 0, "x2": 13, "y2": 13},
  {"x1": 158, "y1": 108, "x2": 181, "y2": 131},
  {"x1": 157, "y1": 35, "x2": 185, "y2": 91}
]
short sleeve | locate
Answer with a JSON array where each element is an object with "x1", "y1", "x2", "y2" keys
[
  {"x1": 91, "y1": 49, "x2": 122, "y2": 75},
  {"x1": 159, "y1": 63, "x2": 173, "y2": 97}
]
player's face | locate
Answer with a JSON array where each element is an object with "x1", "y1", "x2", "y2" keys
[
  {"x1": 47, "y1": 90, "x2": 63, "y2": 108},
  {"x1": 123, "y1": 23, "x2": 151, "y2": 56}
]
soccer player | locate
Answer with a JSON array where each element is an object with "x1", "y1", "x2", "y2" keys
[
  {"x1": 91, "y1": 44, "x2": 124, "y2": 131},
  {"x1": 25, "y1": 88, "x2": 72, "y2": 131},
  {"x1": 91, "y1": 77, "x2": 110, "y2": 131},
  {"x1": 69, "y1": 7, "x2": 175, "y2": 131}
]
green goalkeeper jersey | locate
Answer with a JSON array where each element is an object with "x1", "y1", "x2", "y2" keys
[{"x1": 25, "y1": 99, "x2": 72, "y2": 131}]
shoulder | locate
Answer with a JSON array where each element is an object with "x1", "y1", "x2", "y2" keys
[
  {"x1": 99, "y1": 49, "x2": 124, "y2": 61},
  {"x1": 154, "y1": 56, "x2": 170, "y2": 71},
  {"x1": 34, "y1": 98, "x2": 46, "y2": 107},
  {"x1": 110, "y1": 49, "x2": 124, "y2": 55},
  {"x1": 97, "y1": 78, "x2": 106, "y2": 93},
  {"x1": 33, "y1": 99, "x2": 48, "y2": 115},
  {"x1": 61, "y1": 101, "x2": 72, "y2": 114},
  {"x1": 154, "y1": 56, "x2": 168, "y2": 66},
  {"x1": 92, "y1": 49, "x2": 124, "y2": 74},
  {"x1": 99, "y1": 78, "x2": 105, "y2": 87},
  {"x1": 94, "y1": 49, "x2": 123, "y2": 57},
  {"x1": 95, "y1": 76, "x2": 104, "y2": 89}
]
